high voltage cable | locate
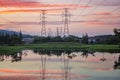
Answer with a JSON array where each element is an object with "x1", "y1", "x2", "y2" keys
[
  {"x1": 71, "y1": 0, "x2": 82, "y2": 20},
  {"x1": 78, "y1": 0, "x2": 93, "y2": 16},
  {"x1": 74, "y1": 0, "x2": 93, "y2": 20},
  {"x1": 99, "y1": 6, "x2": 120, "y2": 19},
  {"x1": 76, "y1": 0, "x2": 82, "y2": 9},
  {"x1": 0, "y1": 0, "x2": 31, "y2": 27},
  {"x1": 71, "y1": 0, "x2": 82, "y2": 9},
  {"x1": 0, "y1": 0, "x2": 23, "y2": 22},
  {"x1": 85, "y1": 0, "x2": 106, "y2": 16},
  {"x1": 111, "y1": 6, "x2": 120, "y2": 12},
  {"x1": 71, "y1": 0, "x2": 75, "y2": 6}
]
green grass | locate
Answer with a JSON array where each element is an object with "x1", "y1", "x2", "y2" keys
[
  {"x1": 0, "y1": 42, "x2": 120, "y2": 54},
  {"x1": 81, "y1": 44, "x2": 120, "y2": 53}
]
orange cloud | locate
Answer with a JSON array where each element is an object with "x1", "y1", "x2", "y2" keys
[
  {"x1": 0, "y1": 25, "x2": 6, "y2": 29},
  {"x1": 0, "y1": 69, "x2": 92, "y2": 79},
  {"x1": 0, "y1": 9, "x2": 64, "y2": 14},
  {"x1": 78, "y1": 5, "x2": 91, "y2": 8},
  {"x1": 0, "y1": 1, "x2": 77, "y2": 9},
  {"x1": 84, "y1": 21, "x2": 110, "y2": 26},
  {"x1": 93, "y1": 12, "x2": 112, "y2": 15},
  {"x1": 95, "y1": 67, "x2": 112, "y2": 71},
  {"x1": 0, "y1": 69, "x2": 63, "y2": 74}
]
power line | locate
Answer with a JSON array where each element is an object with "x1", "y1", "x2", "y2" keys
[
  {"x1": 0, "y1": 0, "x2": 24, "y2": 26},
  {"x1": 99, "y1": 6, "x2": 120, "y2": 19},
  {"x1": 85, "y1": 0, "x2": 106, "y2": 16},
  {"x1": 71, "y1": 0, "x2": 75, "y2": 6},
  {"x1": 71, "y1": 0, "x2": 82, "y2": 20},
  {"x1": 111, "y1": 6, "x2": 120, "y2": 12},
  {"x1": 78, "y1": 0, "x2": 93, "y2": 16},
  {"x1": 76, "y1": 0, "x2": 82, "y2": 9},
  {"x1": 0, "y1": 0, "x2": 24, "y2": 23},
  {"x1": 74, "y1": 0, "x2": 93, "y2": 20}
]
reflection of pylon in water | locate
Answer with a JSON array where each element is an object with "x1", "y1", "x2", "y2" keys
[
  {"x1": 40, "y1": 10, "x2": 47, "y2": 37},
  {"x1": 40, "y1": 54, "x2": 46, "y2": 80},
  {"x1": 62, "y1": 53, "x2": 71, "y2": 80},
  {"x1": 62, "y1": 8, "x2": 70, "y2": 37}
]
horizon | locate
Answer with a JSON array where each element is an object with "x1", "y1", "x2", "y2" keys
[
  {"x1": 0, "y1": 29, "x2": 115, "y2": 37},
  {"x1": 0, "y1": 0, "x2": 120, "y2": 37}
]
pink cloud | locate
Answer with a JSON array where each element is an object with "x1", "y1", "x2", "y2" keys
[
  {"x1": 0, "y1": 68, "x2": 92, "y2": 80},
  {"x1": 95, "y1": 67, "x2": 113, "y2": 71},
  {"x1": 0, "y1": 0, "x2": 77, "y2": 9},
  {"x1": 93, "y1": 12, "x2": 112, "y2": 15},
  {"x1": 83, "y1": 21, "x2": 119, "y2": 26},
  {"x1": 78, "y1": 5, "x2": 91, "y2": 8},
  {"x1": 0, "y1": 25, "x2": 6, "y2": 29}
]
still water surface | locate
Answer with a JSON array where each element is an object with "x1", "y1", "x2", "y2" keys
[{"x1": 0, "y1": 50, "x2": 120, "y2": 80}]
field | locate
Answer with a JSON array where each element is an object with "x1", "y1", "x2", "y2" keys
[{"x1": 0, "y1": 42, "x2": 120, "y2": 54}]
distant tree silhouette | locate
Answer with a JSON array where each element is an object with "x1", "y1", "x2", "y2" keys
[
  {"x1": 113, "y1": 28, "x2": 120, "y2": 43},
  {"x1": 81, "y1": 33, "x2": 89, "y2": 44},
  {"x1": 0, "y1": 31, "x2": 23, "y2": 45}
]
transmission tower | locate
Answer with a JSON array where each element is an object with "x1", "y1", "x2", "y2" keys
[
  {"x1": 60, "y1": 26, "x2": 63, "y2": 37},
  {"x1": 56, "y1": 27, "x2": 60, "y2": 36},
  {"x1": 48, "y1": 27, "x2": 52, "y2": 37},
  {"x1": 40, "y1": 10, "x2": 47, "y2": 37},
  {"x1": 62, "y1": 8, "x2": 71, "y2": 37}
]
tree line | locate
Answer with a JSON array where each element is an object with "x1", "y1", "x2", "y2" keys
[
  {"x1": 0, "y1": 28, "x2": 120, "y2": 45},
  {"x1": 33, "y1": 35, "x2": 80, "y2": 43},
  {"x1": 33, "y1": 28, "x2": 120, "y2": 44},
  {"x1": 0, "y1": 31, "x2": 22, "y2": 45}
]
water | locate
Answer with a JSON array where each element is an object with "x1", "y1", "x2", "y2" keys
[{"x1": 0, "y1": 50, "x2": 120, "y2": 80}]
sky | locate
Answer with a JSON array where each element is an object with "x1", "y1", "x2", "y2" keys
[{"x1": 0, "y1": 0, "x2": 120, "y2": 36}]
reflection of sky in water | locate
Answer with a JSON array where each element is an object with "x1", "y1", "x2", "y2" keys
[{"x1": 0, "y1": 50, "x2": 120, "y2": 80}]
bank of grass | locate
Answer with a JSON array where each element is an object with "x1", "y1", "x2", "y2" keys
[
  {"x1": 0, "y1": 46, "x2": 25, "y2": 55},
  {"x1": 0, "y1": 42, "x2": 120, "y2": 54}
]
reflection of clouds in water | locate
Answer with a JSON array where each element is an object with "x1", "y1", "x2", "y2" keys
[
  {"x1": 0, "y1": 69, "x2": 62, "y2": 74},
  {"x1": 0, "y1": 75, "x2": 91, "y2": 80},
  {"x1": 0, "y1": 75, "x2": 38, "y2": 80},
  {"x1": 95, "y1": 67, "x2": 113, "y2": 71},
  {"x1": 80, "y1": 65, "x2": 113, "y2": 72},
  {"x1": 0, "y1": 50, "x2": 120, "y2": 80},
  {"x1": 0, "y1": 69, "x2": 92, "y2": 80}
]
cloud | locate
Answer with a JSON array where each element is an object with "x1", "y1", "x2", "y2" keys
[
  {"x1": 0, "y1": 0, "x2": 91, "y2": 14},
  {"x1": 0, "y1": 0, "x2": 78, "y2": 9},
  {"x1": 78, "y1": 5, "x2": 91, "y2": 8},
  {"x1": 0, "y1": 9, "x2": 64, "y2": 14},
  {"x1": 77, "y1": 20, "x2": 120, "y2": 26},
  {"x1": 1, "y1": 19, "x2": 119, "y2": 27},
  {"x1": 94, "y1": 0, "x2": 120, "y2": 6},
  {"x1": 95, "y1": 67, "x2": 112, "y2": 71},
  {"x1": 93, "y1": 12, "x2": 112, "y2": 15},
  {"x1": 4, "y1": 20, "x2": 98, "y2": 26},
  {"x1": 0, "y1": 25, "x2": 6, "y2": 29}
]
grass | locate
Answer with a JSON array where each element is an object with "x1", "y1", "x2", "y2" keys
[
  {"x1": 0, "y1": 42, "x2": 120, "y2": 54},
  {"x1": 0, "y1": 46, "x2": 24, "y2": 54}
]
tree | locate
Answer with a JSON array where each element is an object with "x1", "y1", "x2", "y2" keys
[
  {"x1": 113, "y1": 28, "x2": 120, "y2": 43},
  {"x1": 0, "y1": 32, "x2": 23, "y2": 45},
  {"x1": 81, "y1": 33, "x2": 89, "y2": 44},
  {"x1": 51, "y1": 36, "x2": 63, "y2": 42},
  {"x1": 19, "y1": 31, "x2": 23, "y2": 44}
]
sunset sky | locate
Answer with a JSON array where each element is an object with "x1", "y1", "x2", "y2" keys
[{"x1": 0, "y1": 0, "x2": 120, "y2": 36}]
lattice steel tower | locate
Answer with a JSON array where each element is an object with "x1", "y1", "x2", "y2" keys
[
  {"x1": 41, "y1": 10, "x2": 47, "y2": 37},
  {"x1": 62, "y1": 8, "x2": 70, "y2": 36}
]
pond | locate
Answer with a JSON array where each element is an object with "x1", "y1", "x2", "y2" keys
[{"x1": 0, "y1": 50, "x2": 120, "y2": 80}]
